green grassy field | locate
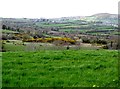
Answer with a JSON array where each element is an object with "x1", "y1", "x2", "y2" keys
[
  {"x1": 36, "y1": 23, "x2": 70, "y2": 27},
  {"x1": 2, "y1": 50, "x2": 118, "y2": 87},
  {"x1": 1, "y1": 29, "x2": 19, "y2": 34}
]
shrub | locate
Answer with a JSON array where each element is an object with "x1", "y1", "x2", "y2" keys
[
  {"x1": 82, "y1": 39, "x2": 91, "y2": 43},
  {"x1": 102, "y1": 45, "x2": 109, "y2": 49},
  {"x1": 96, "y1": 40, "x2": 107, "y2": 44}
]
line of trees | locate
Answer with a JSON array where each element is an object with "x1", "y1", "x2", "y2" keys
[{"x1": 2, "y1": 25, "x2": 20, "y2": 32}]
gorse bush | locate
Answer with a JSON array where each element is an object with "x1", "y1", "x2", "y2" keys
[{"x1": 23, "y1": 37, "x2": 76, "y2": 45}]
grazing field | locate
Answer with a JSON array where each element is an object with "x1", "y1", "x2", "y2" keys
[{"x1": 2, "y1": 50, "x2": 118, "y2": 87}]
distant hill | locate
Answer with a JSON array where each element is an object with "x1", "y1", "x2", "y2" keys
[
  {"x1": 0, "y1": 13, "x2": 118, "y2": 22},
  {"x1": 1, "y1": 13, "x2": 118, "y2": 30},
  {"x1": 92, "y1": 13, "x2": 117, "y2": 18},
  {"x1": 47, "y1": 13, "x2": 117, "y2": 25},
  {"x1": 81, "y1": 13, "x2": 118, "y2": 25}
]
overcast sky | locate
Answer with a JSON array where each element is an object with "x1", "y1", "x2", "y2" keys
[{"x1": 0, "y1": 0, "x2": 119, "y2": 18}]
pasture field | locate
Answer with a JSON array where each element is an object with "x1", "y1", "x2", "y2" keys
[{"x1": 2, "y1": 50, "x2": 118, "y2": 87}]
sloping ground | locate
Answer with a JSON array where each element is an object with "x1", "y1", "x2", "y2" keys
[{"x1": 2, "y1": 50, "x2": 118, "y2": 87}]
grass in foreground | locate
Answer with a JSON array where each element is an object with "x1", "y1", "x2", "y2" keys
[{"x1": 2, "y1": 50, "x2": 118, "y2": 87}]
